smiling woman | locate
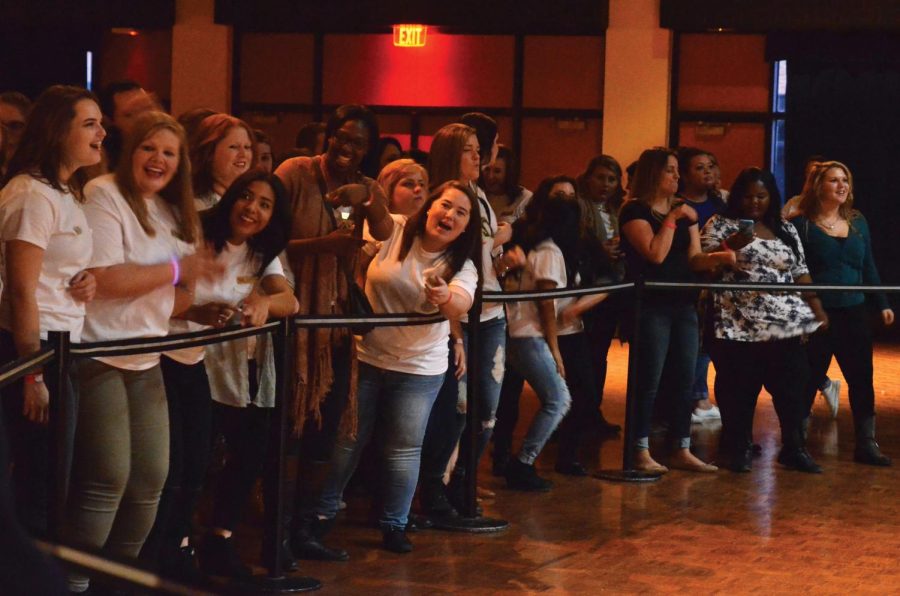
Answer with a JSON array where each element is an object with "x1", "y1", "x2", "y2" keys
[
  {"x1": 189, "y1": 114, "x2": 257, "y2": 211},
  {"x1": 0, "y1": 85, "x2": 103, "y2": 538},
  {"x1": 60, "y1": 111, "x2": 220, "y2": 593},
  {"x1": 311, "y1": 181, "x2": 482, "y2": 554}
]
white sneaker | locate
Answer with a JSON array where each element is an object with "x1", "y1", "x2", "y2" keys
[
  {"x1": 692, "y1": 404, "x2": 721, "y2": 423},
  {"x1": 821, "y1": 379, "x2": 841, "y2": 419}
]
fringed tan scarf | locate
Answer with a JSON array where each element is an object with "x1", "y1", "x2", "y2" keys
[{"x1": 277, "y1": 156, "x2": 359, "y2": 438}]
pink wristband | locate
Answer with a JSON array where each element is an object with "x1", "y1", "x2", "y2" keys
[
  {"x1": 663, "y1": 220, "x2": 677, "y2": 230},
  {"x1": 170, "y1": 257, "x2": 181, "y2": 286}
]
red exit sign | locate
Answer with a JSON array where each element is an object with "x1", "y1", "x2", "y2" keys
[{"x1": 393, "y1": 24, "x2": 427, "y2": 47}]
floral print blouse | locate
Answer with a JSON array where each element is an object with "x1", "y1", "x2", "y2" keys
[{"x1": 701, "y1": 215, "x2": 821, "y2": 342}]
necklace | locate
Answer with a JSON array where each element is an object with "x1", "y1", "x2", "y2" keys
[{"x1": 816, "y1": 215, "x2": 841, "y2": 230}]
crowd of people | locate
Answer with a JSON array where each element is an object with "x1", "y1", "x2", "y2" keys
[{"x1": 0, "y1": 81, "x2": 894, "y2": 592}]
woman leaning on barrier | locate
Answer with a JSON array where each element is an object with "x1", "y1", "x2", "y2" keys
[
  {"x1": 62, "y1": 111, "x2": 218, "y2": 593},
  {"x1": 618, "y1": 147, "x2": 732, "y2": 474},
  {"x1": 185, "y1": 170, "x2": 298, "y2": 580},
  {"x1": 792, "y1": 161, "x2": 894, "y2": 466},
  {"x1": 0, "y1": 85, "x2": 103, "y2": 536},
  {"x1": 312, "y1": 181, "x2": 481, "y2": 554},
  {"x1": 699, "y1": 167, "x2": 826, "y2": 473}
]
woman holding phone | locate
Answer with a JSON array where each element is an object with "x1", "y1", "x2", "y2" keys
[{"x1": 700, "y1": 168, "x2": 826, "y2": 473}]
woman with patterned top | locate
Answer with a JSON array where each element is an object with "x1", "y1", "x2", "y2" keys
[{"x1": 700, "y1": 167, "x2": 827, "y2": 473}]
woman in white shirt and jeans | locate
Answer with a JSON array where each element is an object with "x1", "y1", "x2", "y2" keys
[
  {"x1": 315, "y1": 181, "x2": 482, "y2": 554},
  {"x1": 0, "y1": 85, "x2": 103, "y2": 535},
  {"x1": 63, "y1": 111, "x2": 215, "y2": 592}
]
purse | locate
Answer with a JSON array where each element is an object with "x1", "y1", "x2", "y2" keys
[{"x1": 315, "y1": 160, "x2": 375, "y2": 335}]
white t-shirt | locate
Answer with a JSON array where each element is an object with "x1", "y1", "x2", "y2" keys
[
  {"x1": 194, "y1": 191, "x2": 221, "y2": 213},
  {"x1": 0, "y1": 175, "x2": 93, "y2": 342},
  {"x1": 506, "y1": 239, "x2": 582, "y2": 338},
  {"x1": 82, "y1": 174, "x2": 195, "y2": 370},
  {"x1": 460, "y1": 187, "x2": 503, "y2": 323},
  {"x1": 357, "y1": 214, "x2": 478, "y2": 375},
  {"x1": 167, "y1": 242, "x2": 284, "y2": 365}
]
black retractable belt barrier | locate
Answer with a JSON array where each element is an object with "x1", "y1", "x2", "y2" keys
[{"x1": 20, "y1": 279, "x2": 900, "y2": 591}]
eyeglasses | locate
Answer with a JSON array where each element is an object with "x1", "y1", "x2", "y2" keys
[{"x1": 331, "y1": 131, "x2": 368, "y2": 152}]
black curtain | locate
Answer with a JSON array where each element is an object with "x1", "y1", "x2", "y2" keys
[{"x1": 773, "y1": 34, "x2": 900, "y2": 324}]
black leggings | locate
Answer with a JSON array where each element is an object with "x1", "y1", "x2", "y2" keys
[
  {"x1": 556, "y1": 332, "x2": 600, "y2": 465},
  {"x1": 143, "y1": 356, "x2": 213, "y2": 559},
  {"x1": 803, "y1": 304, "x2": 876, "y2": 422},
  {"x1": 708, "y1": 336, "x2": 808, "y2": 453}
]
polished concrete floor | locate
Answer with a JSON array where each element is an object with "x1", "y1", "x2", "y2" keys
[{"x1": 240, "y1": 341, "x2": 900, "y2": 595}]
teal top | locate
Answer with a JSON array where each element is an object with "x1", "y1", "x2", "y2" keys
[{"x1": 793, "y1": 213, "x2": 889, "y2": 311}]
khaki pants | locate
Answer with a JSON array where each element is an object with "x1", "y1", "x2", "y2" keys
[{"x1": 64, "y1": 358, "x2": 169, "y2": 560}]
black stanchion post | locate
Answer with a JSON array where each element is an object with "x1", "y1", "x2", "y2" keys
[
  {"x1": 46, "y1": 330, "x2": 70, "y2": 540},
  {"x1": 463, "y1": 287, "x2": 482, "y2": 518},
  {"x1": 235, "y1": 318, "x2": 320, "y2": 593},
  {"x1": 596, "y1": 279, "x2": 663, "y2": 482}
]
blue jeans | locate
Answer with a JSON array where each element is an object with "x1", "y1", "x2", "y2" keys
[
  {"x1": 317, "y1": 362, "x2": 444, "y2": 529},
  {"x1": 634, "y1": 304, "x2": 698, "y2": 449},
  {"x1": 506, "y1": 337, "x2": 572, "y2": 465},
  {"x1": 453, "y1": 316, "x2": 507, "y2": 475},
  {"x1": 692, "y1": 349, "x2": 711, "y2": 399}
]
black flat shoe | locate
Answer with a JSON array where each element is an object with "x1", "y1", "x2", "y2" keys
[
  {"x1": 554, "y1": 461, "x2": 589, "y2": 476},
  {"x1": 506, "y1": 458, "x2": 553, "y2": 492},
  {"x1": 197, "y1": 534, "x2": 252, "y2": 580},
  {"x1": 290, "y1": 518, "x2": 350, "y2": 562},
  {"x1": 382, "y1": 526, "x2": 412, "y2": 554},
  {"x1": 405, "y1": 514, "x2": 433, "y2": 532}
]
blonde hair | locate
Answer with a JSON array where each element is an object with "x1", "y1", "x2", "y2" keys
[
  {"x1": 798, "y1": 160, "x2": 855, "y2": 221},
  {"x1": 114, "y1": 111, "x2": 199, "y2": 243},
  {"x1": 377, "y1": 158, "x2": 428, "y2": 211}
]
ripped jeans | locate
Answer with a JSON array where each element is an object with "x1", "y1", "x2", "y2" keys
[
  {"x1": 452, "y1": 316, "x2": 507, "y2": 478},
  {"x1": 420, "y1": 316, "x2": 506, "y2": 485}
]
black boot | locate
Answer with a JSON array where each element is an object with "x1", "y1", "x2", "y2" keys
[
  {"x1": 290, "y1": 516, "x2": 349, "y2": 562},
  {"x1": 446, "y1": 473, "x2": 482, "y2": 517},
  {"x1": 505, "y1": 458, "x2": 553, "y2": 491},
  {"x1": 718, "y1": 436, "x2": 753, "y2": 473},
  {"x1": 777, "y1": 427, "x2": 822, "y2": 474},
  {"x1": 196, "y1": 534, "x2": 253, "y2": 580},
  {"x1": 854, "y1": 416, "x2": 892, "y2": 466},
  {"x1": 419, "y1": 478, "x2": 458, "y2": 519}
]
